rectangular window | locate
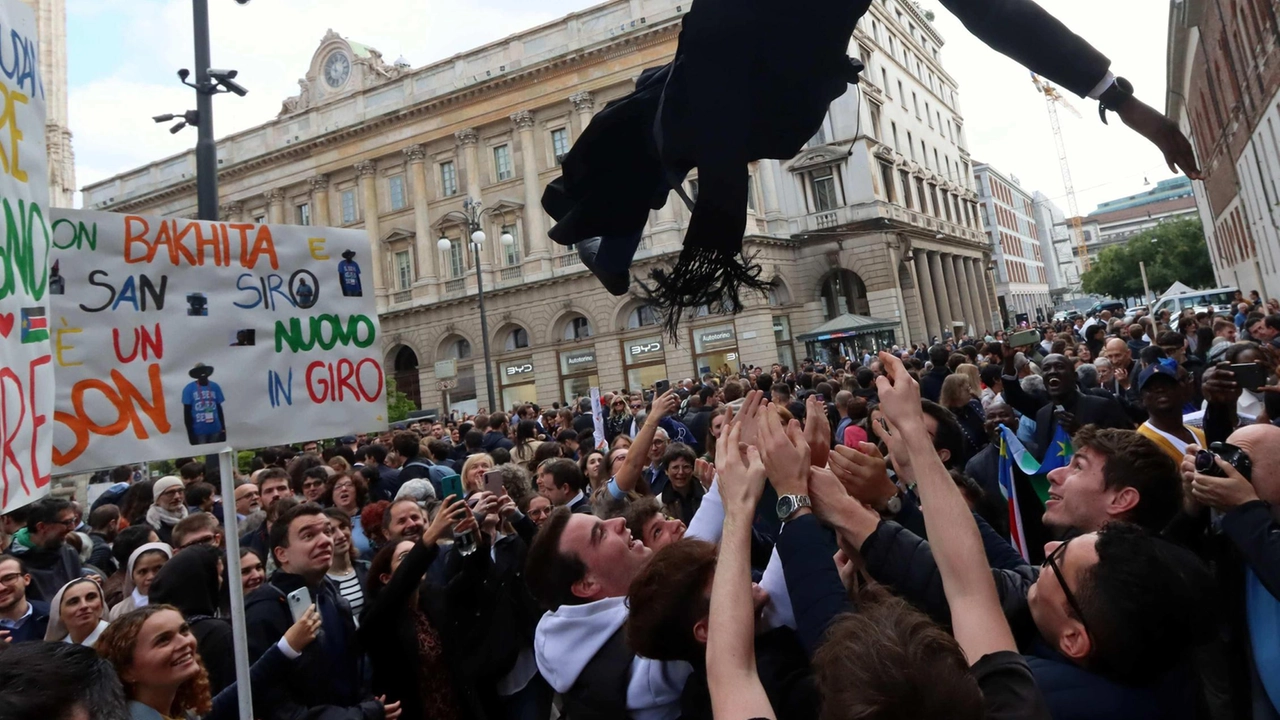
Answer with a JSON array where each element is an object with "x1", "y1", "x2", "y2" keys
[
  {"x1": 295, "y1": 203, "x2": 311, "y2": 226},
  {"x1": 926, "y1": 101, "x2": 933, "y2": 127},
  {"x1": 913, "y1": 92, "x2": 920, "y2": 118},
  {"x1": 908, "y1": 131, "x2": 915, "y2": 160},
  {"x1": 395, "y1": 250, "x2": 412, "y2": 290},
  {"x1": 928, "y1": 183, "x2": 939, "y2": 216},
  {"x1": 493, "y1": 144, "x2": 513, "y2": 182},
  {"x1": 898, "y1": 81, "x2": 906, "y2": 107},
  {"x1": 253, "y1": 215, "x2": 266, "y2": 225},
  {"x1": 915, "y1": 178, "x2": 927, "y2": 212},
  {"x1": 899, "y1": 169, "x2": 913, "y2": 209},
  {"x1": 746, "y1": 174, "x2": 758, "y2": 212},
  {"x1": 881, "y1": 69, "x2": 889, "y2": 96},
  {"x1": 868, "y1": 101, "x2": 882, "y2": 141},
  {"x1": 388, "y1": 175, "x2": 406, "y2": 211},
  {"x1": 688, "y1": 178, "x2": 700, "y2": 202},
  {"x1": 879, "y1": 161, "x2": 895, "y2": 202},
  {"x1": 811, "y1": 168, "x2": 838, "y2": 212},
  {"x1": 502, "y1": 224, "x2": 520, "y2": 266},
  {"x1": 891, "y1": 121, "x2": 900, "y2": 152},
  {"x1": 447, "y1": 239, "x2": 464, "y2": 278},
  {"x1": 551, "y1": 128, "x2": 570, "y2": 165},
  {"x1": 340, "y1": 189, "x2": 357, "y2": 224},
  {"x1": 921, "y1": 141, "x2": 928, "y2": 168},
  {"x1": 440, "y1": 161, "x2": 458, "y2": 197}
]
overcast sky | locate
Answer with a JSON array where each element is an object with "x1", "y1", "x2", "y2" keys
[{"x1": 67, "y1": 0, "x2": 1180, "y2": 213}]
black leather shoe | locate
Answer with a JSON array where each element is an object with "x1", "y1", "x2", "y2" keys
[{"x1": 577, "y1": 237, "x2": 631, "y2": 296}]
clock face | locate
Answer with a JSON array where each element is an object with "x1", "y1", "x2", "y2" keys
[{"x1": 323, "y1": 52, "x2": 350, "y2": 89}]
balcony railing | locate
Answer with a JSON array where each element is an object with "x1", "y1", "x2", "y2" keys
[
  {"x1": 557, "y1": 253, "x2": 582, "y2": 268},
  {"x1": 500, "y1": 266, "x2": 523, "y2": 281},
  {"x1": 392, "y1": 290, "x2": 412, "y2": 304},
  {"x1": 445, "y1": 278, "x2": 465, "y2": 293}
]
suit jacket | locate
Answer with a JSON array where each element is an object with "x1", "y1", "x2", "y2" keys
[{"x1": 542, "y1": 0, "x2": 1110, "y2": 320}]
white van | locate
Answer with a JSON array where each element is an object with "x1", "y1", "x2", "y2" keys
[{"x1": 1151, "y1": 286, "x2": 1238, "y2": 318}]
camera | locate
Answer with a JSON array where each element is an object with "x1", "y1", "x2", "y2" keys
[{"x1": 1193, "y1": 442, "x2": 1253, "y2": 481}]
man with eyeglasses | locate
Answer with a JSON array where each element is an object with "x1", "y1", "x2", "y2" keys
[
  {"x1": 171, "y1": 512, "x2": 223, "y2": 552},
  {"x1": 5, "y1": 498, "x2": 83, "y2": 603},
  {"x1": 0, "y1": 554, "x2": 49, "y2": 643}
]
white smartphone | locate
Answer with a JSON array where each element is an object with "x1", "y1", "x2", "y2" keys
[{"x1": 286, "y1": 587, "x2": 312, "y2": 624}]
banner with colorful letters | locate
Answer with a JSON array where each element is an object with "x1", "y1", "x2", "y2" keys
[
  {"x1": 0, "y1": 0, "x2": 52, "y2": 512},
  {"x1": 47, "y1": 209, "x2": 386, "y2": 474}
]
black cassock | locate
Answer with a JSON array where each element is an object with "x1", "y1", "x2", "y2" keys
[{"x1": 542, "y1": 0, "x2": 1112, "y2": 333}]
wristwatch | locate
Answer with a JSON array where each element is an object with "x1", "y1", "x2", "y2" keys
[
  {"x1": 776, "y1": 494, "x2": 812, "y2": 522},
  {"x1": 1098, "y1": 76, "x2": 1134, "y2": 125},
  {"x1": 881, "y1": 493, "x2": 903, "y2": 516}
]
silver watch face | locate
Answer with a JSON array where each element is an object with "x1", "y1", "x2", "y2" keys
[{"x1": 776, "y1": 496, "x2": 796, "y2": 518}]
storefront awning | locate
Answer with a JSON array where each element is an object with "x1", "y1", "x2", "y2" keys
[{"x1": 796, "y1": 313, "x2": 899, "y2": 342}]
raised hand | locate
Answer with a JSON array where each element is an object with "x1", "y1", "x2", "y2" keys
[
  {"x1": 283, "y1": 604, "x2": 322, "y2": 652},
  {"x1": 757, "y1": 404, "x2": 811, "y2": 497},
  {"x1": 715, "y1": 419, "x2": 768, "y2": 520},
  {"x1": 828, "y1": 443, "x2": 897, "y2": 507},
  {"x1": 423, "y1": 494, "x2": 468, "y2": 545},
  {"x1": 804, "y1": 394, "x2": 832, "y2": 468}
]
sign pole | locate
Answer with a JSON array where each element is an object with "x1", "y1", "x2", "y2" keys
[{"x1": 218, "y1": 448, "x2": 253, "y2": 720}]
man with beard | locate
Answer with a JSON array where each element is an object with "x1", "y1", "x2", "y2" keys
[
  {"x1": 5, "y1": 499, "x2": 84, "y2": 603},
  {"x1": 1002, "y1": 352, "x2": 1132, "y2": 462},
  {"x1": 382, "y1": 498, "x2": 427, "y2": 543},
  {"x1": 0, "y1": 555, "x2": 50, "y2": 643}
]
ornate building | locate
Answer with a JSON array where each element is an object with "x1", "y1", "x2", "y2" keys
[
  {"x1": 82, "y1": 0, "x2": 995, "y2": 416},
  {"x1": 974, "y1": 163, "x2": 1053, "y2": 325},
  {"x1": 19, "y1": 0, "x2": 74, "y2": 207}
]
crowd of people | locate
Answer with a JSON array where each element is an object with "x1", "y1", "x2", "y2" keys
[{"x1": 0, "y1": 292, "x2": 1277, "y2": 720}]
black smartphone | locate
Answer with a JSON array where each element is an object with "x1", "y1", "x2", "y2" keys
[
  {"x1": 655, "y1": 379, "x2": 671, "y2": 394},
  {"x1": 1230, "y1": 363, "x2": 1268, "y2": 392}
]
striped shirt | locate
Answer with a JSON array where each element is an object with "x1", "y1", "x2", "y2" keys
[{"x1": 327, "y1": 569, "x2": 364, "y2": 625}]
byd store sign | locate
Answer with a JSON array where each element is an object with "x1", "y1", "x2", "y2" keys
[
  {"x1": 504, "y1": 362, "x2": 534, "y2": 377},
  {"x1": 629, "y1": 341, "x2": 663, "y2": 358}
]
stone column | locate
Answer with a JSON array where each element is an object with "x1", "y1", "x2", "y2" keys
[
  {"x1": 952, "y1": 254, "x2": 978, "y2": 336},
  {"x1": 965, "y1": 257, "x2": 989, "y2": 335},
  {"x1": 569, "y1": 91, "x2": 595, "y2": 130},
  {"x1": 928, "y1": 251, "x2": 953, "y2": 340},
  {"x1": 511, "y1": 111, "x2": 551, "y2": 269},
  {"x1": 758, "y1": 159, "x2": 783, "y2": 220},
  {"x1": 457, "y1": 128, "x2": 482, "y2": 200},
  {"x1": 981, "y1": 255, "x2": 1000, "y2": 328},
  {"x1": 914, "y1": 250, "x2": 940, "y2": 343},
  {"x1": 309, "y1": 174, "x2": 330, "y2": 227},
  {"x1": 940, "y1": 253, "x2": 964, "y2": 338},
  {"x1": 265, "y1": 189, "x2": 286, "y2": 225},
  {"x1": 219, "y1": 203, "x2": 243, "y2": 223},
  {"x1": 355, "y1": 160, "x2": 386, "y2": 309},
  {"x1": 404, "y1": 144, "x2": 436, "y2": 285}
]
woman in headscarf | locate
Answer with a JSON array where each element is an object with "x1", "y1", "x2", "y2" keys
[
  {"x1": 44, "y1": 576, "x2": 110, "y2": 647},
  {"x1": 98, "y1": 602, "x2": 322, "y2": 720},
  {"x1": 109, "y1": 542, "x2": 172, "y2": 621},
  {"x1": 145, "y1": 476, "x2": 188, "y2": 544},
  {"x1": 148, "y1": 545, "x2": 236, "y2": 695}
]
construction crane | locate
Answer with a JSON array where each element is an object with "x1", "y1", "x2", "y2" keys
[{"x1": 1031, "y1": 73, "x2": 1090, "y2": 273}]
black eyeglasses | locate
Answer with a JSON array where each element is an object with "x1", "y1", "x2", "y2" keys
[{"x1": 1043, "y1": 539, "x2": 1091, "y2": 636}]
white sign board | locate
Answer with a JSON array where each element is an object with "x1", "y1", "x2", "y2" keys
[
  {"x1": 48, "y1": 210, "x2": 386, "y2": 473},
  {"x1": 0, "y1": 0, "x2": 52, "y2": 512}
]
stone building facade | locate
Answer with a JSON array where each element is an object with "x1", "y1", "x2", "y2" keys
[
  {"x1": 1166, "y1": 0, "x2": 1280, "y2": 298},
  {"x1": 19, "y1": 0, "x2": 73, "y2": 207},
  {"x1": 974, "y1": 163, "x2": 1052, "y2": 325},
  {"x1": 82, "y1": 0, "x2": 996, "y2": 416}
]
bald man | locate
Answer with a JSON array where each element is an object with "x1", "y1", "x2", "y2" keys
[
  {"x1": 1178, "y1": 423, "x2": 1280, "y2": 716},
  {"x1": 1101, "y1": 337, "x2": 1147, "y2": 423}
]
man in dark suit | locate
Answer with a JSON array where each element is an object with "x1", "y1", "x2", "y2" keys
[
  {"x1": 536, "y1": 459, "x2": 593, "y2": 515},
  {"x1": 1002, "y1": 353, "x2": 1133, "y2": 462},
  {"x1": 919, "y1": 344, "x2": 952, "y2": 403},
  {"x1": 544, "y1": 0, "x2": 1202, "y2": 329}
]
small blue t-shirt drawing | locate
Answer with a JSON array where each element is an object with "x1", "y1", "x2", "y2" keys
[
  {"x1": 182, "y1": 381, "x2": 225, "y2": 436},
  {"x1": 338, "y1": 260, "x2": 362, "y2": 297}
]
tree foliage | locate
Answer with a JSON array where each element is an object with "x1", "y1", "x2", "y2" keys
[
  {"x1": 1080, "y1": 217, "x2": 1214, "y2": 299},
  {"x1": 386, "y1": 377, "x2": 418, "y2": 424}
]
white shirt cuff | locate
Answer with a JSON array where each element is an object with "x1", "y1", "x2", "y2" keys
[
  {"x1": 277, "y1": 635, "x2": 302, "y2": 659},
  {"x1": 1087, "y1": 71, "x2": 1116, "y2": 100}
]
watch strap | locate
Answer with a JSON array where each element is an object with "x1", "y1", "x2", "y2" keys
[{"x1": 1098, "y1": 76, "x2": 1134, "y2": 125}]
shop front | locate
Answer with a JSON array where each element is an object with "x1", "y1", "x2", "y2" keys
[
  {"x1": 796, "y1": 313, "x2": 898, "y2": 366},
  {"x1": 622, "y1": 335, "x2": 668, "y2": 393},
  {"x1": 692, "y1": 323, "x2": 740, "y2": 376},
  {"x1": 559, "y1": 347, "x2": 599, "y2": 404},
  {"x1": 499, "y1": 358, "x2": 539, "y2": 410}
]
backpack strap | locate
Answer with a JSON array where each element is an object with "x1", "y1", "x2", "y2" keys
[{"x1": 561, "y1": 624, "x2": 633, "y2": 720}]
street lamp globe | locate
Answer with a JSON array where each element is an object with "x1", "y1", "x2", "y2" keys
[
  {"x1": 500, "y1": 232, "x2": 515, "y2": 246},
  {"x1": 437, "y1": 236, "x2": 451, "y2": 251},
  {"x1": 471, "y1": 229, "x2": 486, "y2": 244}
]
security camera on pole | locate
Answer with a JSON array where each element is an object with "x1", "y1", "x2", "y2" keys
[{"x1": 153, "y1": 0, "x2": 249, "y2": 223}]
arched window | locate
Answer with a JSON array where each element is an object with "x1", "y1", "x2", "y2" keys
[
  {"x1": 564, "y1": 316, "x2": 592, "y2": 341},
  {"x1": 392, "y1": 346, "x2": 421, "y2": 409},
  {"x1": 505, "y1": 327, "x2": 530, "y2": 351},
  {"x1": 447, "y1": 338, "x2": 472, "y2": 360},
  {"x1": 628, "y1": 305, "x2": 660, "y2": 329},
  {"x1": 768, "y1": 281, "x2": 792, "y2": 307},
  {"x1": 820, "y1": 269, "x2": 870, "y2": 320}
]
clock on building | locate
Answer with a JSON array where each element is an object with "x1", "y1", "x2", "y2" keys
[{"x1": 323, "y1": 51, "x2": 351, "y2": 89}]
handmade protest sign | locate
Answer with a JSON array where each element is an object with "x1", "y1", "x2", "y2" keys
[
  {"x1": 0, "y1": 0, "x2": 52, "y2": 512},
  {"x1": 48, "y1": 210, "x2": 385, "y2": 473}
]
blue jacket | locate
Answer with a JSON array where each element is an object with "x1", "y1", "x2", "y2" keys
[{"x1": 3, "y1": 599, "x2": 50, "y2": 643}]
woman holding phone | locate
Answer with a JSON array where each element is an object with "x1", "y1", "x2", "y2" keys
[{"x1": 459, "y1": 453, "x2": 495, "y2": 494}]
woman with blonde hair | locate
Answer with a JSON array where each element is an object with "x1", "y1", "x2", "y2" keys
[
  {"x1": 939, "y1": 373, "x2": 987, "y2": 464},
  {"x1": 45, "y1": 577, "x2": 111, "y2": 647},
  {"x1": 459, "y1": 453, "x2": 495, "y2": 494},
  {"x1": 98, "y1": 603, "x2": 323, "y2": 720},
  {"x1": 954, "y1": 363, "x2": 984, "y2": 402}
]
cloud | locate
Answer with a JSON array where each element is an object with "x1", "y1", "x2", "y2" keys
[{"x1": 69, "y1": 0, "x2": 1180, "y2": 214}]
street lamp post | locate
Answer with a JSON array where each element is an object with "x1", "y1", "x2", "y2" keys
[
  {"x1": 438, "y1": 198, "x2": 515, "y2": 413},
  {"x1": 153, "y1": 0, "x2": 249, "y2": 222}
]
